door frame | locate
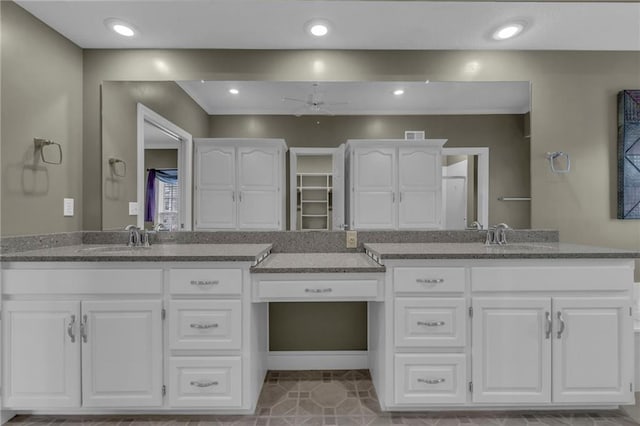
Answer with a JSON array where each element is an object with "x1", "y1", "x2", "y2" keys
[
  {"x1": 441, "y1": 147, "x2": 489, "y2": 229},
  {"x1": 136, "y1": 103, "x2": 193, "y2": 230}
]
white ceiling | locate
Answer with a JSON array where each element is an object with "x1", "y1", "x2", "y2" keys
[
  {"x1": 15, "y1": 1, "x2": 640, "y2": 51},
  {"x1": 177, "y1": 80, "x2": 531, "y2": 115}
]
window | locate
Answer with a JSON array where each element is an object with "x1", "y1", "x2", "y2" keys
[{"x1": 156, "y1": 179, "x2": 179, "y2": 231}]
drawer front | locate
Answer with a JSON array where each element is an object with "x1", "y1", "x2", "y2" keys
[
  {"x1": 2, "y1": 269, "x2": 162, "y2": 294},
  {"x1": 395, "y1": 354, "x2": 466, "y2": 404},
  {"x1": 169, "y1": 357, "x2": 241, "y2": 408},
  {"x1": 256, "y1": 279, "x2": 379, "y2": 301},
  {"x1": 169, "y1": 269, "x2": 242, "y2": 295},
  {"x1": 471, "y1": 265, "x2": 633, "y2": 292},
  {"x1": 395, "y1": 298, "x2": 466, "y2": 347},
  {"x1": 394, "y1": 268, "x2": 465, "y2": 293},
  {"x1": 169, "y1": 300, "x2": 242, "y2": 350}
]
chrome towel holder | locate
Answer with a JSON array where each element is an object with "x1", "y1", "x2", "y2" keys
[
  {"x1": 109, "y1": 158, "x2": 127, "y2": 177},
  {"x1": 33, "y1": 138, "x2": 63, "y2": 165},
  {"x1": 545, "y1": 151, "x2": 570, "y2": 174}
]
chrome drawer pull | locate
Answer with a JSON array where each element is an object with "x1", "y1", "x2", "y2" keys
[
  {"x1": 418, "y1": 378, "x2": 445, "y2": 384},
  {"x1": 80, "y1": 314, "x2": 88, "y2": 343},
  {"x1": 545, "y1": 311, "x2": 552, "y2": 339},
  {"x1": 304, "y1": 288, "x2": 333, "y2": 293},
  {"x1": 416, "y1": 278, "x2": 444, "y2": 284},
  {"x1": 190, "y1": 323, "x2": 219, "y2": 329},
  {"x1": 417, "y1": 321, "x2": 445, "y2": 327},
  {"x1": 190, "y1": 380, "x2": 219, "y2": 387},
  {"x1": 190, "y1": 280, "x2": 219, "y2": 286},
  {"x1": 557, "y1": 311, "x2": 565, "y2": 339},
  {"x1": 67, "y1": 315, "x2": 76, "y2": 343}
]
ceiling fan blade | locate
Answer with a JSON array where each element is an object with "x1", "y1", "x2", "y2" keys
[{"x1": 282, "y1": 97, "x2": 307, "y2": 104}]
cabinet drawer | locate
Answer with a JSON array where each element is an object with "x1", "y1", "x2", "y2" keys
[
  {"x1": 395, "y1": 354, "x2": 466, "y2": 404},
  {"x1": 169, "y1": 357, "x2": 241, "y2": 408},
  {"x1": 255, "y1": 279, "x2": 380, "y2": 301},
  {"x1": 169, "y1": 269, "x2": 242, "y2": 295},
  {"x1": 2, "y1": 269, "x2": 162, "y2": 294},
  {"x1": 394, "y1": 268, "x2": 465, "y2": 293},
  {"x1": 471, "y1": 265, "x2": 633, "y2": 292},
  {"x1": 395, "y1": 298, "x2": 466, "y2": 347},
  {"x1": 169, "y1": 300, "x2": 242, "y2": 350}
]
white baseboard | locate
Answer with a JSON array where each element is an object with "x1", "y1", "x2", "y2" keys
[
  {"x1": 1, "y1": 411, "x2": 16, "y2": 425},
  {"x1": 267, "y1": 351, "x2": 369, "y2": 370}
]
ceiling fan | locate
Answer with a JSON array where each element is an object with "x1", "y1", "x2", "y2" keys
[{"x1": 281, "y1": 83, "x2": 348, "y2": 116}]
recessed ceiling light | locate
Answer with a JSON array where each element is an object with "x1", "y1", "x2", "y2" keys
[
  {"x1": 229, "y1": 88, "x2": 239, "y2": 95},
  {"x1": 492, "y1": 22, "x2": 525, "y2": 41},
  {"x1": 104, "y1": 18, "x2": 137, "y2": 37},
  {"x1": 305, "y1": 19, "x2": 331, "y2": 37},
  {"x1": 393, "y1": 89, "x2": 405, "y2": 96}
]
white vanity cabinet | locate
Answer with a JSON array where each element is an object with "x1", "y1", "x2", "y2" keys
[
  {"x1": 194, "y1": 138, "x2": 287, "y2": 230},
  {"x1": 167, "y1": 267, "x2": 246, "y2": 408},
  {"x1": 371, "y1": 258, "x2": 635, "y2": 411},
  {"x1": 1, "y1": 268, "x2": 164, "y2": 409},
  {"x1": 345, "y1": 139, "x2": 446, "y2": 230},
  {"x1": 389, "y1": 266, "x2": 467, "y2": 406},
  {"x1": 471, "y1": 265, "x2": 634, "y2": 405}
]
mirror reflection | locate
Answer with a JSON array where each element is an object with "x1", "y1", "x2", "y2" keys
[{"x1": 101, "y1": 80, "x2": 531, "y2": 231}]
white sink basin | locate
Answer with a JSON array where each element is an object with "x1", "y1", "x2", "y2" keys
[{"x1": 76, "y1": 245, "x2": 152, "y2": 253}]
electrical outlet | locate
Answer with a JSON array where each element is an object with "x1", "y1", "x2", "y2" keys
[
  {"x1": 128, "y1": 202, "x2": 138, "y2": 216},
  {"x1": 346, "y1": 230, "x2": 357, "y2": 249}
]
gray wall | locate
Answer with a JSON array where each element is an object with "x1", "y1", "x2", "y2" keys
[
  {"x1": 1, "y1": 2, "x2": 83, "y2": 236},
  {"x1": 209, "y1": 114, "x2": 530, "y2": 228},
  {"x1": 101, "y1": 81, "x2": 209, "y2": 230}
]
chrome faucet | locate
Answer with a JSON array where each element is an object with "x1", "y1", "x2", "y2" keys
[
  {"x1": 485, "y1": 223, "x2": 510, "y2": 245},
  {"x1": 495, "y1": 223, "x2": 510, "y2": 245},
  {"x1": 125, "y1": 224, "x2": 140, "y2": 247},
  {"x1": 468, "y1": 221, "x2": 483, "y2": 230}
]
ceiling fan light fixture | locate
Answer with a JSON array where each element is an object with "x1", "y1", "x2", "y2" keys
[
  {"x1": 492, "y1": 22, "x2": 525, "y2": 41},
  {"x1": 305, "y1": 19, "x2": 331, "y2": 37},
  {"x1": 104, "y1": 18, "x2": 137, "y2": 37}
]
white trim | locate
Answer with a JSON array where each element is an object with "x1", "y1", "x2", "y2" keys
[
  {"x1": 136, "y1": 103, "x2": 193, "y2": 230},
  {"x1": 267, "y1": 351, "x2": 369, "y2": 370},
  {"x1": 442, "y1": 147, "x2": 489, "y2": 229},
  {"x1": 289, "y1": 147, "x2": 340, "y2": 231}
]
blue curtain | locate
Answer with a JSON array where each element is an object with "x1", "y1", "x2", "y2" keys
[{"x1": 145, "y1": 169, "x2": 178, "y2": 222}]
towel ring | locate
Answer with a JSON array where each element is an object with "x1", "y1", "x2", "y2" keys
[
  {"x1": 109, "y1": 158, "x2": 127, "y2": 177},
  {"x1": 34, "y1": 138, "x2": 63, "y2": 165}
]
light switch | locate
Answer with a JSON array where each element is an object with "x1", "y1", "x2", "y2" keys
[
  {"x1": 129, "y1": 202, "x2": 138, "y2": 216},
  {"x1": 63, "y1": 198, "x2": 74, "y2": 217}
]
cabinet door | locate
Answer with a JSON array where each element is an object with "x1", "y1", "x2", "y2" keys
[
  {"x1": 2, "y1": 301, "x2": 81, "y2": 408},
  {"x1": 352, "y1": 147, "x2": 396, "y2": 229},
  {"x1": 398, "y1": 147, "x2": 442, "y2": 229},
  {"x1": 237, "y1": 146, "x2": 282, "y2": 229},
  {"x1": 552, "y1": 297, "x2": 633, "y2": 404},
  {"x1": 81, "y1": 300, "x2": 163, "y2": 407},
  {"x1": 195, "y1": 145, "x2": 237, "y2": 229},
  {"x1": 472, "y1": 297, "x2": 551, "y2": 404}
]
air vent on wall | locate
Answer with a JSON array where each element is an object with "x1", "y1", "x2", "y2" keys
[{"x1": 404, "y1": 130, "x2": 425, "y2": 140}]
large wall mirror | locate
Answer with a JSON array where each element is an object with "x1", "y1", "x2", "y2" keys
[{"x1": 101, "y1": 80, "x2": 531, "y2": 231}]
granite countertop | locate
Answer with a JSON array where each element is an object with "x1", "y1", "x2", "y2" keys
[
  {"x1": 250, "y1": 253, "x2": 385, "y2": 273},
  {"x1": 363, "y1": 242, "x2": 640, "y2": 260},
  {"x1": 0, "y1": 243, "x2": 273, "y2": 263}
]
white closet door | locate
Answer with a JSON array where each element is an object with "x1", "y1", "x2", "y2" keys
[
  {"x1": 195, "y1": 145, "x2": 237, "y2": 229},
  {"x1": 237, "y1": 146, "x2": 281, "y2": 229},
  {"x1": 552, "y1": 297, "x2": 633, "y2": 404},
  {"x1": 472, "y1": 297, "x2": 552, "y2": 404},
  {"x1": 2, "y1": 301, "x2": 81, "y2": 408},
  {"x1": 398, "y1": 147, "x2": 442, "y2": 229},
  {"x1": 81, "y1": 300, "x2": 163, "y2": 407},
  {"x1": 352, "y1": 147, "x2": 396, "y2": 229}
]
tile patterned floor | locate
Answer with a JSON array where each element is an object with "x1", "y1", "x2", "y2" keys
[{"x1": 8, "y1": 370, "x2": 640, "y2": 426}]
